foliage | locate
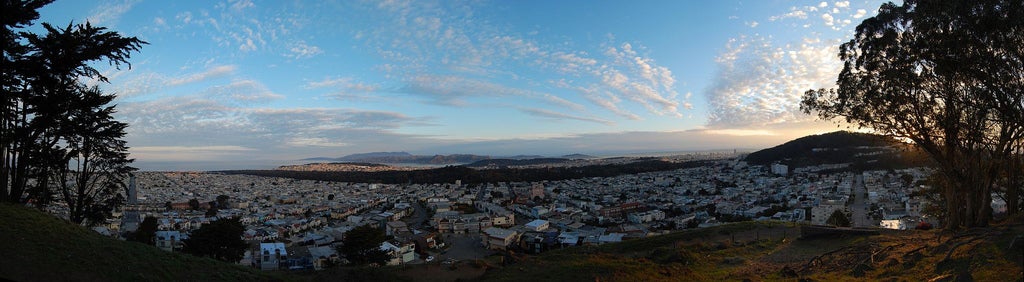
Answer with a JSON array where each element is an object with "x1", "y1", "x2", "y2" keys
[
  {"x1": 1, "y1": 0, "x2": 145, "y2": 226},
  {"x1": 128, "y1": 216, "x2": 159, "y2": 244},
  {"x1": 181, "y1": 217, "x2": 248, "y2": 263},
  {"x1": 338, "y1": 224, "x2": 390, "y2": 266},
  {"x1": 826, "y1": 210, "x2": 851, "y2": 227},
  {"x1": 215, "y1": 194, "x2": 230, "y2": 209},
  {"x1": 801, "y1": 0, "x2": 1024, "y2": 228}
]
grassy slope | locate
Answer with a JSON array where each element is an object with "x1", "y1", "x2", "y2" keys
[
  {"x1": 477, "y1": 221, "x2": 1024, "y2": 281},
  {"x1": 0, "y1": 203, "x2": 279, "y2": 281}
]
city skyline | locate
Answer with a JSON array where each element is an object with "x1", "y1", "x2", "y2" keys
[{"x1": 36, "y1": 0, "x2": 888, "y2": 170}]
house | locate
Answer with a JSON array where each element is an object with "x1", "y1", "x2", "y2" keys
[
  {"x1": 260, "y1": 242, "x2": 288, "y2": 270},
  {"x1": 525, "y1": 219, "x2": 550, "y2": 232},
  {"x1": 481, "y1": 227, "x2": 519, "y2": 250},
  {"x1": 308, "y1": 246, "x2": 339, "y2": 270},
  {"x1": 155, "y1": 230, "x2": 185, "y2": 252},
  {"x1": 598, "y1": 233, "x2": 625, "y2": 244},
  {"x1": 557, "y1": 231, "x2": 580, "y2": 247},
  {"x1": 380, "y1": 241, "x2": 416, "y2": 265},
  {"x1": 385, "y1": 221, "x2": 410, "y2": 237}
]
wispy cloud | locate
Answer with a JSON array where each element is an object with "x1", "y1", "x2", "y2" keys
[
  {"x1": 520, "y1": 108, "x2": 614, "y2": 125},
  {"x1": 350, "y1": 0, "x2": 687, "y2": 120},
  {"x1": 167, "y1": 65, "x2": 237, "y2": 86},
  {"x1": 109, "y1": 65, "x2": 238, "y2": 98},
  {"x1": 87, "y1": 0, "x2": 140, "y2": 25}
]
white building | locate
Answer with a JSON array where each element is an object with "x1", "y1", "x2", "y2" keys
[
  {"x1": 771, "y1": 163, "x2": 789, "y2": 176},
  {"x1": 259, "y1": 242, "x2": 288, "y2": 270}
]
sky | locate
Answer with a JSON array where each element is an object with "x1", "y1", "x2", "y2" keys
[{"x1": 34, "y1": 0, "x2": 889, "y2": 170}]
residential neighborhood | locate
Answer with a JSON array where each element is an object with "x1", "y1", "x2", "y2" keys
[{"x1": 80, "y1": 153, "x2": 941, "y2": 271}]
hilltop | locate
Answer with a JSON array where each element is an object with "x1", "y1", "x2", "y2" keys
[
  {"x1": 478, "y1": 221, "x2": 1024, "y2": 281},
  {"x1": 745, "y1": 131, "x2": 933, "y2": 171},
  {"x1": 0, "y1": 203, "x2": 279, "y2": 281}
]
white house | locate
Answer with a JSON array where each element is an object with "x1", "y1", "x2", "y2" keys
[{"x1": 379, "y1": 241, "x2": 415, "y2": 265}]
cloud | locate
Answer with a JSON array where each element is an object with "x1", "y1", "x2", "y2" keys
[
  {"x1": 834, "y1": 1, "x2": 850, "y2": 8},
  {"x1": 286, "y1": 41, "x2": 323, "y2": 59},
  {"x1": 520, "y1": 108, "x2": 614, "y2": 125},
  {"x1": 853, "y1": 9, "x2": 867, "y2": 19},
  {"x1": 119, "y1": 93, "x2": 432, "y2": 164},
  {"x1": 350, "y1": 1, "x2": 687, "y2": 120},
  {"x1": 822, "y1": 13, "x2": 835, "y2": 26},
  {"x1": 107, "y1": 65, "x2": 238, "y2": 98},
  {"x1": 87, "y1": 0, "x2": 139, "y2": 25},
  {"x1": 167, "y1": 65, "x2": 237, "y2": 86},
  {"x1": 305, "y1": 77, "x2": 379, "y2": 93},
  {"x1": 705, "y1": 35, "x2": 842, "y2": 128},
  {"x1": 229, "y1": 0, "x2": 254, "y2": 11},
  {"x1": 769, "y1": 9, "x2": 808, "y2": 21},
  {"x1": 400, "y1": 74, "x2": 579, "y2": 110}
]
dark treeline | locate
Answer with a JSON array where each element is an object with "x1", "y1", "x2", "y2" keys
[
  {"x1": 464, "y1": 158, "x2": 571, "y2": 168},
  {"x1": 221, "y1": 159, "x2": 713, "y2": 185}
]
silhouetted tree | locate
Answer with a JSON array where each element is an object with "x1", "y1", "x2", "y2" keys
[
  {"x1": 337, "y1": 224, "x2": 389, "y2": 266},
  {"x1": 1, "y1": 1, "x2": 144, "y2": 227},
  {"x1": 216, "y1": 194, "x2": 230, "y2": 209},
  {"x1": 182, "y1": 217, "x2": 247, "y2": 262},
  {"x1": 826, "y1": 210, "x2": 851, "y2": 227},
  {"x1": 802, "y1": 0, "x2": 1024, "y2": 228},
  {"x1": 206, "y1": 201, "x2": 219, "y2": 217},
  {"x1": 129, "y1": 216, "x2": 158, "y2": 244}
]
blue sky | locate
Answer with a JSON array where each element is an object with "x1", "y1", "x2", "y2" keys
[{"x1": 36, "y1": 0, "x2": 888, "y2": 170}]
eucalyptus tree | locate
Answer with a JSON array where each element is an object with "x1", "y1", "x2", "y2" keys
[{"x1": 802, "y1": 0, "x2": 1024, "y2": 228}]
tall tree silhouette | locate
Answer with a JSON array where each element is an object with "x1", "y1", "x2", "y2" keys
[
  {"x1": 802, "y1": 0, "x2": 1024, "y2": 228},
  {"x1": 1, "y1": 0, "x2": 145, "y2": 226}
]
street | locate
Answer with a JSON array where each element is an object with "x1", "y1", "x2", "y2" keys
[{"x1": 851, "y1": 174, "x2": 870, "y2": 227}]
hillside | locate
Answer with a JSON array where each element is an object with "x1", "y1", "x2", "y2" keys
[
  {"x1": 0, "y1": 203, "x2": 279, "y2": 281},
  {"x1": 478, "y1": 221, "x2": 1024, "y2": 281},
  {"x1": 745, "y1": 131, "x2": 933, "y2": 171}
]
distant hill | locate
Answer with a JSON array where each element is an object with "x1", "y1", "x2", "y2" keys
[
  {"x1": 744, "y1": 131, "x2": 931, "y2": 171},
  {"x1": 562, "y1": 154, "x2": 597, "y2": 159},
  {"x1": 0, "y1": 203, "x2": 277, "y2": 281},
  {"x1": 340, "y1": 151, "x2": 414, "y2": 160}
]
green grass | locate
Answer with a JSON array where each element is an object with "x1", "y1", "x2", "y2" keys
[{"x1": 0, "y1": 203, "x2": 281, "y2": 281}]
